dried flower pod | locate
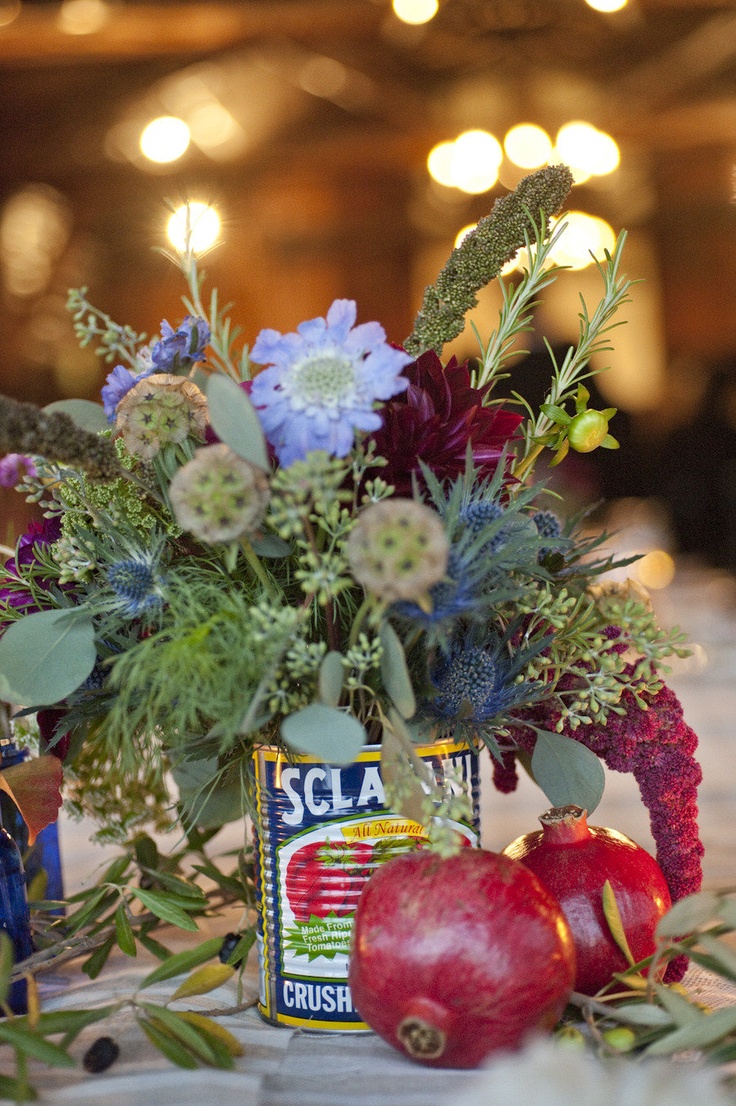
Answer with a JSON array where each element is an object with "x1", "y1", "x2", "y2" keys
[
  {"x1": 115, "y1": 373, "x2": 207, "y2": 460},
  {"x1": 169, "y1": 442, "x2": 271, "y2": 544},
  {"x1": 346, "y1": 499, "x2": 449, "y2": 602}
]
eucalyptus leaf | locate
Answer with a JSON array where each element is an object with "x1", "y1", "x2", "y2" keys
[
  {"x1": 281, "y1": 704, "x2": 366, "y2": 765},
  {"x1": 44, "y1": 398, "x2": 109, "y2": 433},
  {"x1": 206, "y1": 374, "x2": 269, "y2": 471},
  {"x1": 379, "y1": 621, "x2": 416, "y2": 719},
  {"x1": 318, "y1": 651, "x2": 344, "y2": 708},
  {"x1": 0, "y1": 609, "x2": 97, "y2": 706},
  {"x1": 655, "y1": 891, "x2": 721, "y2": 938},
  {"x1": 250, "y1": 533, "x2": 291, "y2": 558},
  {"x1": 380, "y1": 722, "x2": 428, "y2": 825},
  {"x1": 531, "y1": 730, "x2": 605, "y2": 814}
]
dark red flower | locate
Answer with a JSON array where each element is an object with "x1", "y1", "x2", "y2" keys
[{"x1": 369, "y1": 351, "x2": 523, "y2": 495}]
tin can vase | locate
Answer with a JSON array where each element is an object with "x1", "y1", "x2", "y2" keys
[{"x1": 252, "y1": 739, "x2": 480, "y2": 1031}]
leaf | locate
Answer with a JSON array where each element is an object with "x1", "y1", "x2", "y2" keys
[
  {"x1": 696, "y1": 933, "x2": 736, "y2": 979},
  {"x1": 178, "y1": 1012, "x2": 243, "y2": 1058},
  {"x1": 602, "y1": 880, "x2": 635, "y2": 966},
  {"x1": 172, "y1": 758, "x2": 245, "y2": 829},
  {"x1": 206, "y1": 374, "x2": 269, "y2": 471},
  {"x1": 169, "y1": 962, "x2": 235, "y2": 1001},
  {"x1": 138, "y1": 1016, "x2": 199, "y2": 1069},
  {"x1": 0, "y1": 608, "x2": 97, "y2": 706},
  {"x1": 250, "y1": 533, "x2": 291, "y2": 558},
  {"x1": 531, "y1": 730, "x2": 605, "y2": 813},
  {"x1": 44, "y1": 399, "x2": 108, "y2": 433},
  {"x1": 0, "y1": 755, "x2": 63, "y2": 845},
  {"x1": 0, "y1": 932, "x2": 13, "y2": 1006},
  {"x1": 138, "y1": 937, "x2": 225, "y2": 989},
  {"x1": 0, "y1": 1022, "x2": 76, "y2": 1067},
  {"x1": 318, "y1": 651, "x2": 344, "y2": 708},
  {"x1": 605, "y1": 1002, "x2": 674, "y2": 1028},
  {"x1": 0, "y1": 1074, "x2": 36, "y2": 1102},
  {"x1": 137, "y1": 1005, "x2": 231, "y2": 1067},
  {"x1": 651, "y1": 983, "x2": 702, "y2": 1027},
  {"x1": 281, "y1": 703, "x2": 366, "y2": 765},
  {"x1": 655, "y1": 891, "x2": 721, "y2": 938},
  {"x1": 82, "y1": 936, "x2": 116, "y2": 980},
  {"x1": 131, "y1": 887, "x2": 200, "y2": 931},
  {"x1": 114, "y1": 903, "x2": 137, "y2": 957},
  {"x1": 379, "y1": 717, "x2": 431, "y2": 826},
  {"x1": 379, "y1": 622, "x2": 416, "y2": 719},
  {"x1": 643, "y1": 1005, "x2": 736, "y2": 1056},
  {"x1": 30, "y1": 1007, "x2": 118, "y2": 1037}
]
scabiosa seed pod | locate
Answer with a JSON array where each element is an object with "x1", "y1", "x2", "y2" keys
[
  {"x1": 169, "y1": 443, "x2": 271, "y2": 544},
  {"x1": 115, "y1": 373, "x2": 207, "y2": 460},
  {"x1": 346, "y1": 499, "x2": 449, "y2": 603}
]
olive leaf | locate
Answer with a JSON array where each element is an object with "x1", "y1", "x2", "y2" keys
[
  {"x1": 138, "y1": 937, "x2": 225, "y2": 990},
  {"x1": 655, "y1": 891, "x2": 721, "y2": 938},
  {"x1": 130, "y1": 888, "x2": 199, "y2": 931},
  {"x1": 601, "y1": 880, "x2": 635, "y2": 966},
  {"x1": 643, "y1": 1006, "x2": 736, "y2": 1056},
  {"x1": 114, "y1": 903, "x2": 137, "y2": 957},
  {"x1": 169, "y1": 963, "x2": 235, "y2": 1001}
]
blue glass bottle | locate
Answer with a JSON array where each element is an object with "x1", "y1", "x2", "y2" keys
[
  {"x1": 0, "y1": 814, "x2": 34, "y2": 1014},
  {"x1": 0, "y1": 739, "x2": 64, "y2": 903}
]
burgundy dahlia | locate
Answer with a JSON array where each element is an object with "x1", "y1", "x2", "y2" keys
[{"x1": 369, "y1": 351, "x2": 523, "y2": 495}]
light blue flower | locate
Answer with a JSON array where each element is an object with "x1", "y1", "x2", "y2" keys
[
  {"x1": 250, "y1": 299, "x2": 411, "y2": 467},
  {"x1": 101, "y1": 349, "x2": 155, "y2": 422}
]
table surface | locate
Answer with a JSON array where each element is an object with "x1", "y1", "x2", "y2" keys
[{"x1": 9, "y1": 559, "x2": 736, "y2": 1105}]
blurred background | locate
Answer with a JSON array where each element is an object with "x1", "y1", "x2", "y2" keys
[{"x1": 1, "y1": 0, "x2": 736, "y2": 574}]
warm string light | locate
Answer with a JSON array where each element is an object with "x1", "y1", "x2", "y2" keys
[
  {"x1": 140, "y1": 117, "x2": 191, "y2": 164},
  {"x1": 392, "y1": 0, "x2": 439, "y2": 25},
  {"x1": 166, "y1": 203, "x2": 221, "y2": 254},
  {"x1": 429, "y1": 122, "x2": 619, "y2": 194}
]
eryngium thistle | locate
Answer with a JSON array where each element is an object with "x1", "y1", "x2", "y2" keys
[
  {"x1": 346, "y1": 499, "x2": 449, "y2": 602},
  {"x1": 115, "y1": 373, "x2": 207, "y2": 460},
  {"x1": 0, "y1": 395, "x2": 122, "y2": 481},
  {"x1": 404, "y1": 164, "x2": 574, "y2": 356},
  {"x1": 169, "y1": 443, "x2": 270, "y2": 544}
]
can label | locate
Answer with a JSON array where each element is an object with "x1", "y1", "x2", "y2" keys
[{"x1": 253, "y1": 740, "x2": 479, "y2": 1031}]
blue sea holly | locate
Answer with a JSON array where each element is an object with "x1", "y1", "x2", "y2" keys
[
  {"x1": 106, "y1": 552, "x2": 166, "y2": 618},
  {"x1": 428, "y1": 633, "x2": 534, "y2": 727},
  {"x1": 249, "y1": 299, "x2": 412, "y2": 467}
]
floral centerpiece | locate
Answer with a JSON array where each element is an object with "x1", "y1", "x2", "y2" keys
[{"x1": 0, "y1": 163, "x2": 701, "y2": 888}]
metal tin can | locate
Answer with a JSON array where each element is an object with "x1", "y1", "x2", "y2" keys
[{"x1": 253, "y1": 739, "x2": 479, "y2": 1031}]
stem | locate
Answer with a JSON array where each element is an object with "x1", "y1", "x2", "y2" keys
[{"x1": 239, "y1": 538, "x2": 275, "y2": 596}]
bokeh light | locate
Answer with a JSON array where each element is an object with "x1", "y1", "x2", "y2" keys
[
  {"x1": 167, "y1": 203, "x2": 221, "y2": 254},
  {"x1": 140, "y1": 117, "x2": 191, "y2": 164},
  {"x1": 450, "y1": 130, "x2": 503, "y2": 194},
  {"x1": 503, "y1": 124, "x2": 552, "y2": 169},
  {"x1": 547, "y1": 212, "x2": 616, "y2": 270},
  {"x1": 392, "y1": 0, "x2": 439, "y2": 25},
  {"x1": 585, "y1": 0, "x2": 628, "y2": 11},
  {"x1": 57, "y1": 0, "x2": 111, "y2": 35},
  {"x1": 635, "y1": 550, "x2": 676, "y2": 590},
  {"x1": 555, "y1": 122, "x2": 620, "y2": 178}
]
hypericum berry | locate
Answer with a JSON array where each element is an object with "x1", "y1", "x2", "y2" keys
[
  {"x1": 83, "y1": 1035, "x2": 120, "y2": 1073},
  {"x1": 567, "y1": 409, "x2": 611, "y2": 453}
]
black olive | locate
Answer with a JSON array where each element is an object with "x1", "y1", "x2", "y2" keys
[
  {"x1": 219, "y1": 931, "x2": 244, "y2": 965},
  {"x1": 83, "y1": 1035, "x2": 120, "y2": 1073}
]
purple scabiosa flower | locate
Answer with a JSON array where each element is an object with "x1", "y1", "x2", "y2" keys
[
  {"x1": 101, "y1": 350, "x2": 155, "y2": 422},
  {"x1": 502, "y1": 666, "x2": 703, "y2": 981},
  {"x1": 250, "y1": 299, "x2": 411, "y2": 467},
  {"x1": 151, "y1": 316, "x2": 210, "y2": 373},
  {"x1": 0, "y1": 454, "x2": 37, "y2": 488}
]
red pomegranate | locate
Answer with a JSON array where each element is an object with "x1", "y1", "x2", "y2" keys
[
  {"x1": 502, "y1": 805, "x2": 672, "y2": 996},
  {"x1": 348, "y1": 847, "x2": 576, "y2": 1068}
]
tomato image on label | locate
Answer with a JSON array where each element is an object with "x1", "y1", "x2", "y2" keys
[{"x1": 285, "y1": 838, "x2": 374, "y2": 922}]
